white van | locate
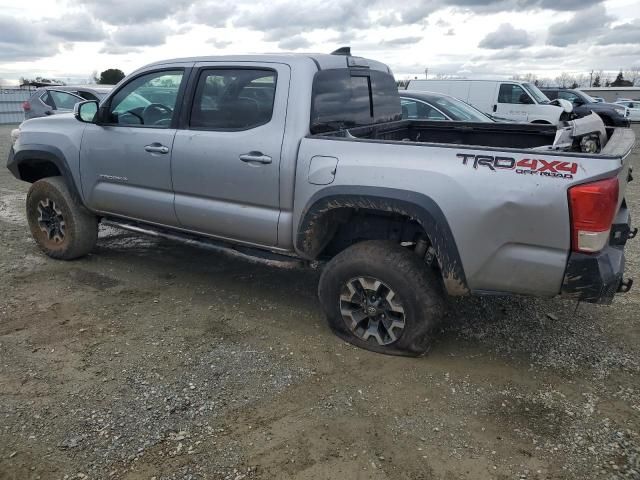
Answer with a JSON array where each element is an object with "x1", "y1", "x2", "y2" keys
[{"x1": 406, "y1": 79, "x2": 565, "y2": 124}]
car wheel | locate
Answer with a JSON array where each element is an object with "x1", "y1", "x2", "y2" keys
[
  {"x1": 318, "y1": 240, "x2": 446, "y2": 356},
  {"x1": 26, "y1": 176, "x2": 98, "y2": 260}
]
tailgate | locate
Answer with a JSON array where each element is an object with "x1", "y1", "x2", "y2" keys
[{"x1": 601, "y1": 127, "x2": 636, "y2": 208}]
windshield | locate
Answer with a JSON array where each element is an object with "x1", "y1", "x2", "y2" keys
[
  {"x1": 430, "y1": 96, "x2": 492, "y2": 122},
  {"x1": 523, "y1": 83, "x2": 549, "y2": 104}
]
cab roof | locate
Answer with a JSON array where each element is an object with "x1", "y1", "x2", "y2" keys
[{"x1": 142, "y1": 53, "x2": 391, "y2": 74}]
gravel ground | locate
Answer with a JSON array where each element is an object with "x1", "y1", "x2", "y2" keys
[{"x1": 0, "y1": 123, "x2": 639, "y2": 480}]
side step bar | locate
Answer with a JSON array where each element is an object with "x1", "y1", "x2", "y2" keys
[{"x1": 101, "y1": 219, "x2": 306, "y2": 269}]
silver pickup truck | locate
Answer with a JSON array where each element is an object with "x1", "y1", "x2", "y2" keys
[{"x1": 7, "y1": 50, "x2": 637, "y2": 356}]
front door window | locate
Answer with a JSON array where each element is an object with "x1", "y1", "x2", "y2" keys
[{"x1": 108, "y1": 70, "x2": 184, "y2": 127}]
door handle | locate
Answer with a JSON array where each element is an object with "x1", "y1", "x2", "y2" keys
[
  {"x1": 493, "y1": 104, "x2": 497, "y2": 112},
  {"x1": 239, "y1": 152, "x2": 272, "y2": 164},
  {"x1": 144, "y1": 143, "x2": 169, "y2": 154}
]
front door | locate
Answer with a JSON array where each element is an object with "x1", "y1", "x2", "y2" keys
[
  {"x1": 495, "y1": 83, "x2": 532, "y2": 122},
  {"x1": 171, "y1": 63, "x2": 290, "y2": 246},
  {"x1": 80, "y1": 68, "x2": 188, "y2": 226}
]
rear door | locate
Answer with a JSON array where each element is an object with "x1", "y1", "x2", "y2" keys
[{"x1": 171, "y1": 63, "x2": 290, "y2": 246}]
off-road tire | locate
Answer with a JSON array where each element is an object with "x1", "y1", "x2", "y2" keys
[
  {"x1": 318, "y1": 240, "x2": 446, "y2": 356},
  {"x1": 26, "y1": 176, "x2": 98, "y2": 260}
]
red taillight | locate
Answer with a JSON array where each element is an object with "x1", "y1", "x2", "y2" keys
[
  {"x1": 568, "y1": 177, "x2": 619, "y2": 253},
  {"x1": 22, "y1": 101, "x2": 31, "y2": 112}
]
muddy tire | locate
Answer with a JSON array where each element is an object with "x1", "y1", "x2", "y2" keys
[
  {"x1": 26, "y1": 177, "x2": 98, "y2": 260},
  {"x1": 318, "y1": 240, "x2": 446, "y2": 356}
]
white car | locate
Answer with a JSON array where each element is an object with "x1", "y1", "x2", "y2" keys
[{"x1": 615, "y1": 101, "x2": 640, "y2": 121}]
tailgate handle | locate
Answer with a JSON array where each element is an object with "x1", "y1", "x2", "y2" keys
[{"x1": 239, "y1": 152, "x2": 272, "y2": 164}]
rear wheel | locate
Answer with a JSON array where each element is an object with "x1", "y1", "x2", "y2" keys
[
  {"x1": 318, "y1": 240, "x2": 446, "y2": 356},
  {"x1": 26, "y1": 177, "x2": 98, "y2": 260}
]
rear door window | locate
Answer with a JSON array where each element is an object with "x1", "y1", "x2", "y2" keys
[
  {"x1": 400, "y1": 99, "x2": 446, "y2": 120},
  {"x1": 48, "y1": 90, "x2": 83, "y2": 110},
  {"x1": 190, "y1": 69, "x2": 276, "y2": 130}
]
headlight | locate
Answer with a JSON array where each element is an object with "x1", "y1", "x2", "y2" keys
[{"x1": 10, "y1": 128, "x2": 20, "y2": 144}]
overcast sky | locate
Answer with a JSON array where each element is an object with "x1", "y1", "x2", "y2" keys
[{"x1": 0, "y1": 0, "x2": 639, "y2": 84}]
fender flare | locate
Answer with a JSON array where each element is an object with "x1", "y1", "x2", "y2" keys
[
  {"x1": 296, "y1": 186, "x2": 469, "y2": 295},
  {"x1": 8, "y1": 144, "x2": 84, "y2": 205}
]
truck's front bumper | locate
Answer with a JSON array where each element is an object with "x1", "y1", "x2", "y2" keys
[
  {"x1": 6, "y1": 146, "x2": 19, "y2": 179},
  {"x1": 561, "y1": 207, "x2": 635, "y2": 304}
]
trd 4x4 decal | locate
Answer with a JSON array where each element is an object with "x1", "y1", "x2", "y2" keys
[{"x1": 457, "y1": 153, "x2": 577, "y2": 179}]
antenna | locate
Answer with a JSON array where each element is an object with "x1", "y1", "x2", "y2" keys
[{"x1": 331, "y1": 47, "x2": 351, "y2": 56}]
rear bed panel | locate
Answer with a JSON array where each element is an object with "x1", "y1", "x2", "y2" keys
[{"x1": 295, "y1": 131, "x2": 633, "y2": 297}]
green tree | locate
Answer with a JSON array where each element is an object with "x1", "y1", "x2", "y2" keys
[
  {"x1": 592, "y1": 75, "x2": 601, "y2": 87},
  {"x1": 96, "y1": 68, "x2": 125, "y2": 85}
]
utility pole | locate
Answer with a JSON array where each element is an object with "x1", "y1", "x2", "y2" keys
[
  {"x1": 589, "y1": 69, "x2": 594, "y2": 87},
  {"x1": 425, "y1": 68, "x2": 428, "y2": 80}
]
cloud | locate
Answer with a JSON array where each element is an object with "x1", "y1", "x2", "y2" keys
[
  {"x1": 478, "y1": 23, "x2": 534, "y2": 49},
  {"x1": 100, "y1": 22, "x2": 170, "y2": 54},
  {"x1": 208, "y1": 38, "x2": 232, "y2": 49},
  {"x1": 42, "y1": 12, "x2": 107, "y2": 42},
  {"x1": 76, "y1": 0, "x2": 191, "y2": 25},
  {"x1": 177, "y1": 2, "x2": 237, "y2": 28},
  {"x1": 234, "y1": 0, "x2": 370, "y2": 39},
  {"x1": 547, "y1": 4, "x2": 613, "y2": 46},
  {"x1": 277, "y1": 35, "x2": 312, "y2": 50},
  {"x1": 111, "y1": 23, "x2": 169, "y2": 47},
  {"x1": 380, "y1": 36, "x2": 424, "y2": 47},
  {"x1": 0, "y1": 15, "x2": 59, "y2": 61},
  {"x1": 596, "y1": 20, "x2": 640, "y2": 45}
]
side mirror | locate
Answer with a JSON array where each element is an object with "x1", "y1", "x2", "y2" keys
[
  {"x1": 555, "y1": 98, "x2": 573, "y2": 113},
  {"x1": 74, "y1": 100, "x2": 99, "y2": 123}
]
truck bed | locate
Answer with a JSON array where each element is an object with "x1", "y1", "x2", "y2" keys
[{"x1": 315, "y1": 119, "x2": 617, "y2": 152}]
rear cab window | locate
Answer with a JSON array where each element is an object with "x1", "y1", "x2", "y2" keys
[{"x1": 310, "y1": 68, "x2": 401, "y2": 133}]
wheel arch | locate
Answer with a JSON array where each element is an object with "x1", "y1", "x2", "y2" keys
[
  {"x1": 296, "y1": 186, "x2": 469, "y2": 296},
  {"x1": 9, "y1": 144, "x2": 84, "y2": 205}
]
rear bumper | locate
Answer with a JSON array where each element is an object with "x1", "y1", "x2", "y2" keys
[{"x1": 560, "y1": 207, "x2": 634, "y2": 304}]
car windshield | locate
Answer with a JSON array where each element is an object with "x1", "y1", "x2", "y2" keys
[
  {"x1": 430, "y1": 96, "x2": 492, "y2": 122},
  {"x1": 523, "y1": 83, "x2": 549, "y2": 104}
]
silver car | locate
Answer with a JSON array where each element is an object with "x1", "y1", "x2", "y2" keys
[{"x1": 22, "y1": 85, "x2": 113, "y2": 119}]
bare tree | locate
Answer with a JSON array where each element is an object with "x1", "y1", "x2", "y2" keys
[
  {"x1": 624, "y1": 68, "x2": 640, "y2": 86},
  {"x1": 555, "y1": 72, "x2": 574, "y2": 88}
]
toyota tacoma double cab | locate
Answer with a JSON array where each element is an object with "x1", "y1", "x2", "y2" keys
[{"x1": 7, "y1": 49, "x2": 637, "y2": 356}]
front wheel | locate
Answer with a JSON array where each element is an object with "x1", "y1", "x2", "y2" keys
[
  {"x1": 318, "y1": 241, "x2": 446, "y2": 356},
  {"x1": 26, "y1": 177, "x2": 98, "y2": 260}
]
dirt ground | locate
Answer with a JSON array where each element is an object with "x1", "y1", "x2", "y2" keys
[{"x1": 0, "y1": 123, "x2": 639, "y2": 480}]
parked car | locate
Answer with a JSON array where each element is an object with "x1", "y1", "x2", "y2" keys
[
  {"x1": 400, "y1": 91, "x2": 494, "y2": 122},
  {"x1": 541, "y1": 88, "x2": 629, "y2": 127},
  {"x1": 615, "y1": 101, "x2": 640, "y2": 121},
  {"x1": 7, "y1": 51, "x2": 636, "y2": 356},
  {"x1": 22, "y1": 85, "x2": 113, "y2": 119},
  {"x1": 405, "y1": 79, "x2": 570, "y2": 124}
]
